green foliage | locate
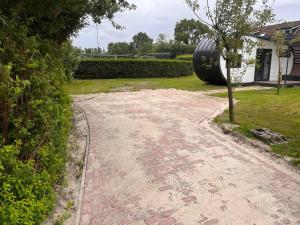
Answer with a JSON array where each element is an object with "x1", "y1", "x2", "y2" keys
[
  {"x1": 174, "y1": 19, "x2": 210, "y2": 45},
  {"x1": 152, "y1": 40, "x2": 196, "y2": 57},
  {"x1": 74, "y1": 59, "x2": 193, "y2": 79},
  {"x1": 53, "y1": 212, "x2": 71, "y2": 225},
  {"x1": 84, "y1": 48, "x2": 103, "y2": 54},
  {"x1": 131, "y1": 32, "x2": 153, "y2": 54},
  {"x1": 0, "y1": 14, "x2": 72, "y2": 225},
  {"x1": 105, "y1": 31, "x2": 196, "y2": 57},
  {"x1": 0, "y1": 145, "x2": 55, "y2": 224},
  {"x1": 107, "y1": 42, "x2": 133, "y2": 55},
  {"x1": 0, "y1": 0, "x2": 135, "y2": 44},
  {"x1": 61, "y1": 42, "x2": 81, "y2": 81},
  {"x1": 176, "y1": 54, "x2": 193, "y2": 61},
  {"x1": 271, "y1": 25, "x2": 300, "y2": 95}
]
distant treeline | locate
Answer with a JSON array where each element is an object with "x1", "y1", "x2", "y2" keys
[{"x1": 79, "y1": 19, "x2": 210, "y2": 58}]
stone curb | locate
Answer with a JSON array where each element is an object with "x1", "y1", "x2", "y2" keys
[{"x1": 73, "y1": 102, "x2": 91, "y2": 225}]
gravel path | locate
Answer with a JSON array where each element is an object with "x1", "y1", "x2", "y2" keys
[{"x1": 74, "y1": 89, "x2": 300, "y2": 225}]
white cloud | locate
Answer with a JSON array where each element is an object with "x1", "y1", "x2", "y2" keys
[{"x1": 72, "y1": 0, "x2": 300, "y2": 49}]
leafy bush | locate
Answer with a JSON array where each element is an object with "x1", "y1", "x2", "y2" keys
[
  {"x1": 176, "y1": 54, "x2": 193, "y2": 61},
  {"x1": 0, "y1": 145, "x2": 55, "y2": 224},
  {"x1": 61, "y1": 42, "x2": 81, "y2": 81},
  {"x1": 0, "y1": 17, "x2": 73, "y2": 224},
  {"x1": 74, "y1": 59, "x2": 193, "y2": 79}
]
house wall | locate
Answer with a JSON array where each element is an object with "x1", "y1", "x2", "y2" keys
[{"x1": 219, "y1": 37, "x2": 294, "y2": 83}]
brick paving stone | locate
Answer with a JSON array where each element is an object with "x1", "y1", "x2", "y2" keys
[
  {"x1": 148, "y1": 209, "x2": 158, "y2": 215},
  {"x1": 280, "y1": 218, "x2": 291, "y2": 224},
  {"x1": 144, "y1": 215, "x2": 161, "y2": 225},
  {"x1": 159, "y1": 185, "x2": 173, "y2": 192},
  {"x1": 158, "y1": 217, "x2": 177, "y2": 225},
  {"x1": 292, "y1": 211, "x2": 300, "y2": 218},
  {"x1": 270, "y1": 214, "x2": 280, "y2": 219},
  {"x1": 204, "y1": 219, "x2": 219, "y2": 225},
  {"x1": 151, "y1": 177, "x2": 165, "y2": 183},
  {"x1": 161, "y1": 209, "x2": 176, "y2": 218},
  {"x1": 182, "y1": 196, "x2": 197, "y2": 203},
  {"x1": 80, "y1": 214, "x2": 92, "y2": 225}
]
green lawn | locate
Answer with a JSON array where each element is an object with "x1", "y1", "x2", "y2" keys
[
  {"x1": 213, "y1": 88, "x2": 300, "y2": 163},
  {"x1": 65, "y1": 74, "x2": 222, "y2": 95}
]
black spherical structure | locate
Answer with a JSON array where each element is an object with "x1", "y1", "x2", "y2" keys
[{"x1": 193, "y1": 38, "x2": 226, "y2": 85}]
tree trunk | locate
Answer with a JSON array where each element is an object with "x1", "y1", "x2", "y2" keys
[
  {"x1": 277, "y1": 60, "x2": 281, "y2": 95},
  {"x1": 226, "y1": 60, "x2": 235, "y2": 122},
  {"x1": 1, "y1": 100, "x2": 9, "y2": 145},
  {"x1": 0, "y1": 65, "x2": 9, "y2": 144}
]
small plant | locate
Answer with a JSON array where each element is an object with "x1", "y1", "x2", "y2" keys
[
  {"x1": 75, "y1": 160, "x2": 85, "y2": 179},
  {"x1": 271, "y1": 24, "x2": 300, "y2": 95},
  {"x1": 66, "y1": 201, "x2": 75, "y2": 210},
  {"x1": 53, "y1": 212, "x2": 71, "y2": 225},
  {"x1": 291, "y1": 160, "x2": 300, "y2": 167},
  {"x1": 76, "y1": 160, "x2": 85, "y2": 170}
]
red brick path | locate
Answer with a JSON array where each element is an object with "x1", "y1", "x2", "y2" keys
[{"x1": 75, "y1": 90, "x2": 300, "y2": 225}]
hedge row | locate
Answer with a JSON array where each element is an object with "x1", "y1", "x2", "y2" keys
[
  {"x1": 176, "y1": 54, "x2": 193, "y2": 61},
  {"x1": 74, "y1": 58, "x2": 193, "y2": 79}
]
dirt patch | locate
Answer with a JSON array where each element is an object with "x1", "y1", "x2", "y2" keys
[{"x1": 111, "y1": 82, "x2": 156, "y2": 92}]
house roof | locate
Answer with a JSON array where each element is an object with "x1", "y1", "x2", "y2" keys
[{"x1": 252, "y1": 21, "x2": 300, "y2": 42}]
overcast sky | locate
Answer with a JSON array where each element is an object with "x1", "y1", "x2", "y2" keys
[{"x1": 72, "y1": 0, "x2": 300, "y2": 49}]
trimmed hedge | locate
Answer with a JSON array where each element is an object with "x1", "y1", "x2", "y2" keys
[
  {"x1": 74, "y1": 58, "x2": 193, "y2": 79},
  {"x1": 176, "y1": 54, "x2": 193, "y2": 61}
]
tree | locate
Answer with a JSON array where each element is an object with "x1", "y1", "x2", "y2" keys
[
  {"x1": 271, "y1": 25, "x2": 300, "y2": 95},
  {"x1": 157, "y1": 33, "x2": 168, "y2": 43},
  {"x1": 0, "y1": 0, "x2": 135, "y2": 44},
  {"x1": 152, "y1": 39, "x2": 196, "y2": 57},
  {"x1": 131, "y1": 32, "x2": 153, "y2": 54},
  {"x1": 272, "y1": 31, "x2": 286, "y2": 95},
  {"x1": 84, "y1": 48, "x2": 103, "y2": 54},
  {"x1": 175, "y1": 19, "x2": 210, "y2": 45},
  {"x1": 107, "y1": 42, "x2": 132, "y2": 55},
  {"x1": 152, "y1": 34, "x2": 196, "y2": 57},
  {"x1": 185, "y1": 0, "x2": 274, "y2": 122}
]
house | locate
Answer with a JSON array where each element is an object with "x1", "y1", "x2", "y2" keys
[{"x1": 193, "y1": 21, "x2": 300, "y2": 86}]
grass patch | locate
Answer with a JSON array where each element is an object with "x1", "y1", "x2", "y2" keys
[
  {"x1": 213, "y1": 88, "x2": 300, "y2": 160},
  {"x1": 65, "y1": 73, "x2": 223, "y2": 95}
]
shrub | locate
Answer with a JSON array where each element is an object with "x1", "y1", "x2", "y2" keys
[
  {"x1": 0, "y1": 17, "x2": 72, "y2": 224},
  {"x1": 62, "y1": 42, "x2": 81, "y2": 81},
  {"x1": 74, "y1": 59, "x2": 193, "y2": 79},
  {"x1": 176, "y1": 54, "x2": 193, "y2": 61},
  {"x1": 142, "y1": 53, "x2": 172, "y2": 59}
]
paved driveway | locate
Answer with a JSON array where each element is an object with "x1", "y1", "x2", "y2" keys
[{"x1": 75, "y1": 89, "x2": 300, "y2": 225}]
